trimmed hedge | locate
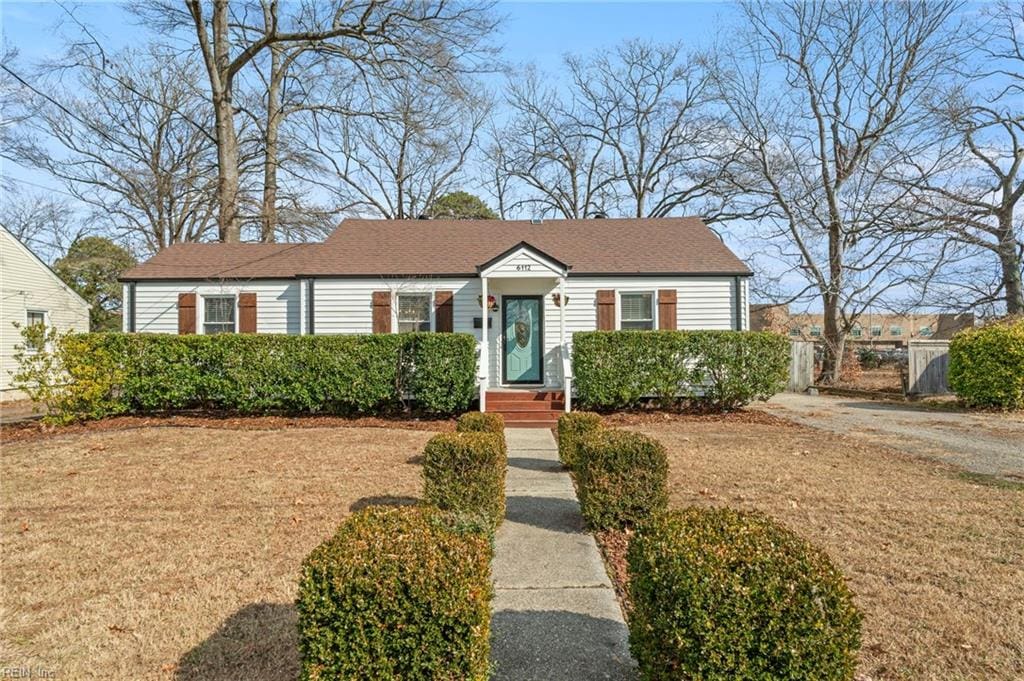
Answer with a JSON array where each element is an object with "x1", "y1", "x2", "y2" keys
[
  {"x1": 628, "y1": 507, "x2": 862, "y2": 681},
  {"x1": 14, "y1": 331, "x2": 477, "y2": 421},
  {"x1": 296, "y1": 505, "x2": 492, "y2": 681},
  {"x1": 556, "y1": 411, "x2": 603, "y2": 469},
  {"x1": 456, "y1": 412, "x2": 505, "y2": 435},
  {"x1": 423, "y1": 432, "x2": 507, "y2": 529},
  {"x1": 575, "y1": 429, "x2": 668, "y2": 530},
  {"x1": 571, "y1": 330, "x2": 789, "y2": 411},
  {"x1": 949, "y1": 319, "x2": 1024, "y2": 409}
]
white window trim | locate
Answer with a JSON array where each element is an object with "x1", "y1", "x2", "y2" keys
[
  {"x1": 199, "y1": 293, "x2": 238, "y2": 335},
  {"x1": 24, "y1": 309, "x2": 49, "y2": 353},
  {"x1": 394, "y1": 291, "x2": 435, "y2": 333},
  {"x1": 615, "y1": 290, "x2": 658, "y2": 331}
]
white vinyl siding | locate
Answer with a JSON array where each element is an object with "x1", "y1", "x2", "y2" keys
[
  {"x1": 131, "y1": 280, "x2": 301, "y2": 334},
  {"x1": 0, "y1": 227, "x2": 91, "y2": 397},
  {"x1": 314, "y1": 278, "x2": 482, "y2": 336},
  {"x1": 125, "y1": 274, "x2": 749, "y2": 391}
]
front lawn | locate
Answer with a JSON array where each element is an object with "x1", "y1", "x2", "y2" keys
[
  {"x1": 0, "y1": 424, "x2": 437, "y2": 679},
  {"x1": 623, "y1": 412, "x2": 1023, "y2": 681}
]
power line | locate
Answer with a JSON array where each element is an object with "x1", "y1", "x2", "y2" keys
[{"x1": 4, "y1": 175, "x2": 79, "y2": 199}]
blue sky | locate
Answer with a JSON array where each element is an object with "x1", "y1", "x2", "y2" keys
[{"x1": 0, "y1": 0, "x2": 742, "y2": 217}]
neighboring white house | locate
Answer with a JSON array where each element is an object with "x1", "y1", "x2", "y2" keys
[
  {"x1": 120, "y1": 217, "x2": 751, "y2": 413},
  {"x1": 0, "y1": 225, "x2": 91, "y2": 400}
]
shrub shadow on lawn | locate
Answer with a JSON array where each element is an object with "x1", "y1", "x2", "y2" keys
[
  {"x1": 349, "y1": 495, "x2": 421, "y2": 512},
  {"x1": 176, "y1": 602, "x2": 298, "y2": 681},
  {"x1": 504, "y1": 495, "x2": 585, "y2": 534},
  {"x1": 490, "y1": 609, "x2": 636, "y2": 681}
]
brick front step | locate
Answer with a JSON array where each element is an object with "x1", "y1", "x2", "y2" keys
[
  {"x1": 486, "y1": 401, "x2": 566, "y2": 413},
  {"x1": 485, "y1": 390, "x2": 564, "y2": 402}
]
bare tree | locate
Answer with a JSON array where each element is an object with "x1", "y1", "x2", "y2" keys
[
  {"x1": 135, "y1": 0, "x2": 498, "y2": 242},
  {"x1": 892, "y1": 0, "x2": 1024, "y2": 315},
  {"x1": 495, "y1": 67, "x2": 618, "y2": 218},
  {"x1": 0, "y1": 188, "x2": 83, "y2": 262},
  {"x1": 565, "y1": 40, "x2": 746, "y2": 221},
  {"x1": 14, "y1": 44, "x2": 219, "y2": 253},
  {"x1": 298, "y1": 74, "x2": 490, "y2": 219},
  {"x1": 717, "y1": 0, "x2": 963, "y2": 382}
]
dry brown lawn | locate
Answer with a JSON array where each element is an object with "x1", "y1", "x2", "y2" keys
[
  {"x1": 627, "y1": 413, "x2": 1024, "y2": 681},
  {"x1": 0, "y1": 425, "x2": 434, "y2": 680}
]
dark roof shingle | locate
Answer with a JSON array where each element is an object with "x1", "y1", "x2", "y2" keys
[{"x1": 121, "y1": 217, "x2": 751, "y2": 280}]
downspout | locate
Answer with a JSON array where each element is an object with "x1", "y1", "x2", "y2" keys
[
  {"x1": 734, "y1": 277, "x2": 743, "y2": 331},
  {"x1": 307, "y1": 279, "x2": 315, "y2": 335}
]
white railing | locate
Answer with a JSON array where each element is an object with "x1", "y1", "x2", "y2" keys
[{"x1": 561, "y1": 346, "x2": 572, "y2": 412}]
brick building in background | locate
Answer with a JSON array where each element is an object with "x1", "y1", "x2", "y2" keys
[{"x1": 750, "y1": 304, "x2": 974, "y2": 346}]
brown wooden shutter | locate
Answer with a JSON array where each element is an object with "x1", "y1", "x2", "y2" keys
[
  {"x1": 372, "y1": 291, "x2": 392, "y2": 333},
  {"x1": 177, "y1": 292, "x2": 196, "y2": 334},
  {"x1": 596, "y1": 290, "x2": 616, "y2": 330},
  {"x1": 238, "y1": 292, "x2": 257, "y2": 333},
  {"x1": 434, "y1": 290, "x2": 454, "y2": 332},
  {"x1": 658, "y1": 289, "x2": 677, "y2": 330}
]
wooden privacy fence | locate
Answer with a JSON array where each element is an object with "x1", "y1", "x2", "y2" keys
[
  {"x1": 906, "y1": 340, "x2": 951, "y2": 396},
  {"x1": 788, "y1": 341, "x2": 815, "y2": 392}
]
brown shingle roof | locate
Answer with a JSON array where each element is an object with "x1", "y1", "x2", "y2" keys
[
  {"x1": 121, "y1": 217, "x2": 751, "y2": 280},
  {"x1": 119, "y1": 243, "x2": 316, "y2": 280}
]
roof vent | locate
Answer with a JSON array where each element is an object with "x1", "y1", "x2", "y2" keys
[
  {"x1": 417, "y1": 214, "x2": 431, "y2": 220},
  {"x1": 531, "y1": 218, "x2": 543, "y2": 225},
  {"x1": 590, "y1": 211, "x2": 607, "y2": 219}
]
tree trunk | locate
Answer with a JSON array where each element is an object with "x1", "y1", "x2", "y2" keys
[
  {"x1": 211, "y1": 0, "x2": 240, "y2": 243},
  {"x1": 818, "y1": 221, "x2": 845, "y2": 384},
  {"x1": 997, "y1": 213, "x2": 1023, "y2": 315},
  {"x1": 260, "y1": 43, "x2": 283, "y2": 243}
]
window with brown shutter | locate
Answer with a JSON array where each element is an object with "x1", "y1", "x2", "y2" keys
[
  {"x1": 238, "y1": 292, "x2": 257, "y2": 333},
  {"x1": 596, "y1": 290, "x2": 615, "y2": 330},
  {"x1": 372, "y1": 291, "x2": 392, "y2": 333},
  {"x1": 177, "y1": 292, "x2": 196, "y2": 334},
  {"x1": 434, "y1": 290, "x2": 454, "y2": 332},
  {"x1": 658, "y1": 289, "x2": 677, "y2": 330}
]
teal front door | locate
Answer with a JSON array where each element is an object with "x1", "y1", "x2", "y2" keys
[{"x1": 503, "y1": 296, "x2": 543, "y2": 384}]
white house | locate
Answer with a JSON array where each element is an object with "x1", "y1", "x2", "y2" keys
[
  {"x1": 0, "y1": 225, "x2": 91, "y2": 400},
  {"x1": 120, "y1": 217, "x2": 751, "y2": 420}
]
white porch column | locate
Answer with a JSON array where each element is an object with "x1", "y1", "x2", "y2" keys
[
  {"x1": 560, "y1": 276, "x2": 571, "y2": 412},
  {"x1": 479, "y1": 276, "x2": 488, "y2": 412}
]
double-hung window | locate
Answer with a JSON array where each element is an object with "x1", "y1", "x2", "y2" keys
[
  {"x1": 25, "y1": 310, "x2": 47, "y2": 351},
  {"x1": 620, "y1": 292, "x2": 654, "y2": 330},
  {"x1": 870, "y1": 325, "x2": 882, "y2": 337},
  {"x1": 851, "y1": 326, "x2": 862, "y2": 338},
  {"x1": 919, "y1": 326, "x2": 933, "y2": 337},
  {"x1": 890, "y1": 325, "x2": 903, "y2": 337},
  {"x1": 809, "y1": 324, "x2": 822, "y2": 337},
  {"x1": 397, "y1": 293, "x2": 431, "y2": 332},
  {"x1": 203, "y1": 295, "x2": 236, "y2": 334},
  {"x1": 789, "y1": 327, "x2": 801, "y2": 337}
]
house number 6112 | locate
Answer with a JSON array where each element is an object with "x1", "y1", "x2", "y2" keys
[{"x1": 515, "y1": 264, "x2": 532, "y2": 271}]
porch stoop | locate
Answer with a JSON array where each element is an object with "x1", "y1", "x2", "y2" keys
[{"x1": 485, "y1": 390, "x2": 565, "y2": 428}]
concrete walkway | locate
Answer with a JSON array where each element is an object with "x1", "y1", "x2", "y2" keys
[{"x1": 490, "y1": 428, "x2": 635, "y2": 681}]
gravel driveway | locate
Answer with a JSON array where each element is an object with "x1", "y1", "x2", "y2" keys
[{"x1": 761, "y1": 392, "x2": 1024, "y2": 480}]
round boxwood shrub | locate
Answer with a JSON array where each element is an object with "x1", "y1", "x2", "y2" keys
[
  {"x1": 423, "y1": 432, "x2": 507, "y2": 529},
  {"x1": 575, "y1": 429, "x2": 667, "y2": 530},
  {"x1": 296, "y1": 505, "x2": 492, "y2": 681},
  {"x1": 628, "y1": 507, "x2": 862, "y2": 681},
  {"x1": 456, "y1": 412, "x2": 506, "y2": 435},
  {"x1": 949, "y1": 319, "x2": 1024, "y2": 409},
  {"x1": 557, "y1": 411, "x2": 603, "y2": 469}
]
